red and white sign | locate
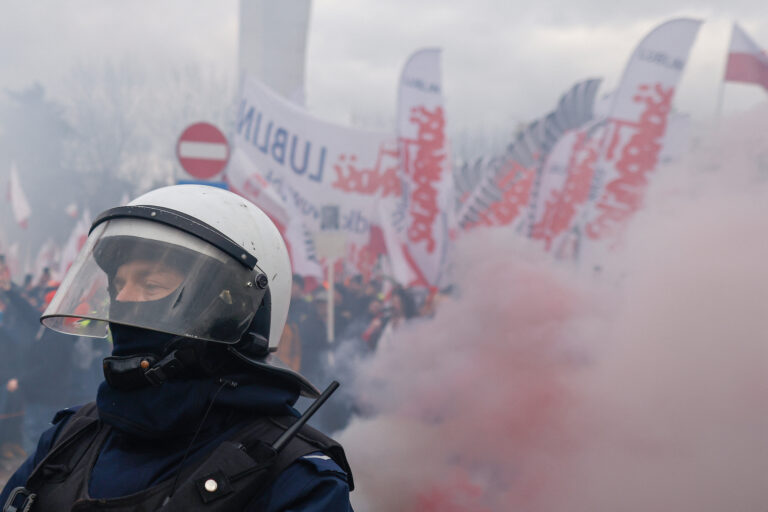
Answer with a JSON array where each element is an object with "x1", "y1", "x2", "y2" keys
[{"x1": 176, "y1": 122, "x2": 230, "y2": 179}]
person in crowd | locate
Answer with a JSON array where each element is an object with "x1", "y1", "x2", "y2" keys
[
  {"x1": 0, "y1": 304, "x2": 24, "y2": 462},
  {"x1": 375, "y1": 285, "x2": 418, "y2": 350},
  {"x1": 30, "y1": 269, "x2": 56, "y2": 311},
  {"x1": 333, "y1": 283, "x2": 353, "y2": 338},
  {"x1": 0, "y1": 258, "x2": 9, "y2": 294},
  {"x1": 419, "y1": 285, "x2": 454, "y2": 318},
  {"x1": 300, "y1": 287, "x2": 331, "y2": 384},
  {"x1": 18, "y1": 275, "x2": 34, "y2": 306},
  {"x1": 360, "y1": 299, "x2": 389, "y2": 352},
  {"x1": 66, "y1": 336, "x2": 111, "y2": 407},
  {"x1": 1, "y1": 185, "x2": 353, "y2": 511},
  {"x1": 289, "y1": 274, "x2": 312, "y2": 322},
  {"x1": 340, "y1": 275, "x2": 369, "y2": 319},
  {"x1": 32, "y1": 268, "x2": 50, "y2": 292},
  {"x1": 0, "y1": 274, "x2": 77, "y2": 455}
]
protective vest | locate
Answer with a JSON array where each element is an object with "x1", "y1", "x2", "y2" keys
[{"x1": 5, "y1": 403, "x2": 352, "y2": 512}]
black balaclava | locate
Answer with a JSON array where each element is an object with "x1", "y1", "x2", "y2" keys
[{"x1": 97, "y1": 298, "x2": 298, "y2": 440}]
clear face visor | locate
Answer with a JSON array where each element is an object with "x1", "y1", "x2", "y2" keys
[{"x1": 42, "y1": 218, "x2": 268, "y2": 344}]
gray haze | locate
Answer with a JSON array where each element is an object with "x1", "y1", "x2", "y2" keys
[
  {"x1": 1, "y1": 0, "x2": 767, "y2": 127},
  {"x1": 0, "y1": 0, "x2": 766, "y2": 273}
]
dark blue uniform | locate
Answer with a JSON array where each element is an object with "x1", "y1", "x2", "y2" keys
[{"x1": 0, "y1": 376, "x2": 353, "y2": 511}]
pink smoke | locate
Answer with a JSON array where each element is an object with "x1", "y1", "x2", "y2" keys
[{"x1": 339, "y1": 108, "x2": 768, "y2": 511}]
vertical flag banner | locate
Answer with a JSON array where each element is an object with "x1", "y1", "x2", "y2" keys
[
  {"x1": 392, "y1": 48, "x2": 452, "y2": 288},
  {"x1": 529, "y1": 122, "x2": 602, "y2": 249},
  {"x1": 724, "y1": 23, "x2": 768, "y2": 92},
  {"x1": 526, "y1": 79, "x2": 603, "y2": 243},
  {"x1": 583, "y1": 18, "x2": 702, "y2": 241},
  {"x1": 9, "y1": 162, "x2": 31, "y2": 229},
  {"x1": 59, "y1": 210, "x2": 91, "y2": 278},
  {"x1": 228, "y1": 77, "x2": 397, "y2": 277},
  {"x1": 456, "y1": 78, "x2": 601, "y2": 233}
]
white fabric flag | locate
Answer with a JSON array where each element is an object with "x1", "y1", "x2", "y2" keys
[
  {"x1": 389, "y1": 48, "x2": 452, "y2": 288},
  {"x1": 582, "y1": 18, "x2": 702, "y2": 241},
  {"x1": 9, "y1": 162, "x2": 31, "y2": 229}
]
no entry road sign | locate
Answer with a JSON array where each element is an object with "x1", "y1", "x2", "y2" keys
[{"x1": 176, "y1": 122, "x2": 230, "y2": 179}]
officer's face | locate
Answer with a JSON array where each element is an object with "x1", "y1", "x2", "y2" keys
[{"x1": 113, "y1": 259, "x2": 185, "y2": 302}]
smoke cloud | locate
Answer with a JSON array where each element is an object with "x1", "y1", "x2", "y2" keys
[{"x1": 339, "y1": 110, "x2": 768, "y2": 511}]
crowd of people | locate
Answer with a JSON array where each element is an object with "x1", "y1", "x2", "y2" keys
[
  {"x1": 280, "y1": 273, "x2": 450, "y2": 433},
  {"x1": 0, "y1": 259, "x2": 108, "y2": 466},
  {"x1": 0, "y1": 254, "x2": 448, "y2": 463}
]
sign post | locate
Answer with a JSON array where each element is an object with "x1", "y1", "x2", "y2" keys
[{"x1": 313, "y1": 205, "x2": 346, "y2": 345}]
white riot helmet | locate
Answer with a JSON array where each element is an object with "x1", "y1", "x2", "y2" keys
[{"x1": 42, "y1": 185, "x2": 319, "y2": 397}]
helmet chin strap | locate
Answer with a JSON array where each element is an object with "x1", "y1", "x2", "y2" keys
[
  {"x1": 103, "y1": 326, "x2": 268, "y2": 391},
  {"x1": 103, "y1": 289, "x2": 273, "y2": 392},
  {"x1": 103, "y1": 349, "x2": 190, "y2": 390}
]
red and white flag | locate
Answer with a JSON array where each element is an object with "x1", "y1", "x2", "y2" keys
[
  {"x1": 8, "y1": 162, "x2": 31, "y2": 229},
  {"x1": 724, "y1": 23, "x2": 768, "y2": 91},
  {"x1": 59, "y1": 210, "x2": 91, "y2": 277},
  {"x1": 34, "y1": 238, "x2": 61, "y2": 280}
]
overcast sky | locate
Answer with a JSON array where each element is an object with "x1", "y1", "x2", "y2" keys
[{"x1": 1, "y1": 0, "x2": 767, "y2": 133}]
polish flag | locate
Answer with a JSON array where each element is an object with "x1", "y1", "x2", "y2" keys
[
  {"x1": 724, "y1": 23, "x2": 768, "y2": 91},
  {"x1": 8, "y1": 163, "x2": 31, "y2": 229},
  {"x1": 59, "y1": 209, "x2": 91, "y2": 277}
]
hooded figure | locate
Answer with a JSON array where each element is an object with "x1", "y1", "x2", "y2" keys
[{"x1": 0, "y1": 185, "x2": 354, "y2": 511}]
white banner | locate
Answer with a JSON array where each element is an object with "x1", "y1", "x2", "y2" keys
[
  {"x1": 390, "y1": 48, "x2": 452, "y2": 288},
  {"x1": 228, "y1": 77, "x2": 399, "y2": 277},
  {"x1": 583, "y1": 18, "x2": 702, "y2": 240}
]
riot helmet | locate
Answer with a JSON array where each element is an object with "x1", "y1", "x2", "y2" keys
[{"x1": 42, "y1": 185, "x2": 319, "y2": 397}]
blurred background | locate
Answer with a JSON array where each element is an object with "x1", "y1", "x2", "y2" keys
[{"x1": 0, "y1": 2, "x2": 767, "y2": 510}]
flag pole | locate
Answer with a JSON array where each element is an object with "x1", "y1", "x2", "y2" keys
[
  {"x1": 716, "y1": 22, "x2": 736, "y2": 122},
  {"x1": 715, "y1": 76, "x2": 726, "y2": 121}
]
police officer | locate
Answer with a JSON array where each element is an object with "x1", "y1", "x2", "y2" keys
[{"x1": 0, "y1": 185, "x2": 354, "y2": 511}]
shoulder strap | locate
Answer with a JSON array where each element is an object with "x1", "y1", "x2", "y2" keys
[
  {"x1": 24, "y1": 402, "x2": 104, "y2": 491},
  {"x1": 52, "y1": 402, "x2": 100, "y2": 444},
  {"x1": 265, "y1": 416, "x2": 354, "y2": 490}
]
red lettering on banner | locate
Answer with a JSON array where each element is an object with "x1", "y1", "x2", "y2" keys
[
  {"x1": 348, "y1": 243, "x2": 377, "y2": 281},
  {"x1": 241, "y1": 177, "x2": 264, "y2": 200},
  {"x1": 586, "y1": 83, "x2": 673, "y2": 239},
  {"x1": 490, "y1": 162, "x2": 536, "y2": 225},
  {"x1": 331, "y1": 142, "x2": 401, "y2": 197},
  {"x1": 531, "y1": 131, "x2": 599, "y2": 249},
  {"x1": 400, "y1": 106, "x2": 446, "y2": 253}
]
